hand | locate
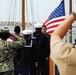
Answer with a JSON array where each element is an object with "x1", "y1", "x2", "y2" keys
[{"x1": 46, "y1": 57, "x2": 49, "y2": 61}]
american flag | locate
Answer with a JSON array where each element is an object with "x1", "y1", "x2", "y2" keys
[{"x1": 43, "y1": 0, "x2": 65, "y2": 34}]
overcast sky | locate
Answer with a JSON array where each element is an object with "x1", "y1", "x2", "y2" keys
[{"x1": 0, "y1": 0, "x2": 70, "y2": 23}]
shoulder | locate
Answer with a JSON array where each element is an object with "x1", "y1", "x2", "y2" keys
[
  {"x1": 18, "y1": 34, "x2": 23, "y2": 38},
  {"x1": 51, "y1": 40, "x2": 73, "y2": 63},
  {"x1": 45, "y1": 33, "x2": 50, "y2": 38},
  {"x1": 51, "y1": 40, "x2": 72, "y2": 53}
]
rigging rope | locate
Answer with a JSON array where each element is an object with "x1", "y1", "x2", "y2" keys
[
  {"x1": 44, "y1": 0, "x2": 51, "y2": 22},
  {"x1": 13, "y1": 0, "x2": 17, "y2": 25},
  {"x1": 43, "y1": 0, "x2": 61, "y2": 23},
  {"x1": 18, "y1": 0, "x2": 20, "y2": 26},
  {"x1": 7, "y1": 0, "x2": 13, "y2": 26},
  {"x1": 72, "y1": 0, "x2": 76, "y2": 42},
  {"x1": 37, "y1": 0, "x2": 39, "y2": 22},
  {"x1": 0, "y1": 0, "x2": 1, "y2": 4},
  {"x1": 30, "y1": 0, "x2": 35, "y2": 23}
]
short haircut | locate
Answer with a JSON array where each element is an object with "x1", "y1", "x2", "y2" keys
[
  {"x1": 0, "y1": 32, "x2": 10, "y2": 40},
  {"x1": 14, "y1": 26, "x2": 20, "y2": 34}
]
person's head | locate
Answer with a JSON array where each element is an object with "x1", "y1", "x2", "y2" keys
[
  {"x1": 41, "y1": 26, "x2": 46, "y2": 34},
  {"x1": 34, "y1": 23, "x2": 43, "y2": 32},
  {"x1": 14, "y1": 26, "x2": 21, "y2": 34},
  {"x1": 22, "y1": 29, "x2": 32, "y2": 40},
  {"x1": 75, "y1": 39, "x2": 76, "y2": 43},
  {"x1": 0, "y1": 27, "x2": 10, "y2": 40}
]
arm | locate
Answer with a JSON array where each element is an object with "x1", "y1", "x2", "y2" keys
[
  {"x1": 50, "y1": 12, "x2": 76, "y2": 63},
  {"x1": 9, "y1": 34, "x2": 25, "y2": 49},
  {"x1": 51, "y1": 12, "x2": 76, "y2": 45}
]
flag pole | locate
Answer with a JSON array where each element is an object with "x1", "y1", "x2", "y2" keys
[
  {"x1": 69, "y1": 0, "x2": 72, "y2": 43},
  {"x1": 49, "y1": 58, "x2": 54, "y2": 75}
]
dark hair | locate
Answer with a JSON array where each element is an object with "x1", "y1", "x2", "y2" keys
[
  {"x1": 75, "y1": 39, "x2": 76, "y2": 42},
  {"x1": 14, "y1": 26, "x2": 20, "y2": 34},
  {"x1": 0, "y1": 32, "x2": 10, "y2": 40}
]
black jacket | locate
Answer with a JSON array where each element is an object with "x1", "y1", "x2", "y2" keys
[
  {"x1": 32, "y1": 30, "x2": 47, "y2": 57},
  {"x1": 45, "y1": 33, "x2": 50, "y2": 57}
]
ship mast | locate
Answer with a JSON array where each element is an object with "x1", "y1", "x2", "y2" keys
[
  {"x1": 69, "y1": 0, "x2": 72, "y2": 43},
  {"x1": 22, "y1": 0, "x2": 25, "y2": 30}
]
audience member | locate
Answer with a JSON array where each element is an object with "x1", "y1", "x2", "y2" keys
[
  {"x1": 32, "y1": 23, "x2": 47, "y2": 75},
  {"x1": 41, "y1": 25, "x2": 50, "y2": 75}
]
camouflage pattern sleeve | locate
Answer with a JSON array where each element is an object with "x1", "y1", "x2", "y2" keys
[{"x1": 7, "y1": 36, "x2": 25, "y2": 49}]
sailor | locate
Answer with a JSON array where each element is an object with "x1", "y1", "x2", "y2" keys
[
  {"x1": 41, "y1": 25, "x2": 51, "y2": 75},
  {"x1": 11, "y1": 26, "x2": 23, "y2": 75},
  {"x1": 22, "y1": 30, "x2": 33, "y2": 47},
  {"x1": 19, "y1": 29, "x2": 33, "y2": 75},
  {"x1": 32, "y1": 23, "x2": 47, "y2": 75}
]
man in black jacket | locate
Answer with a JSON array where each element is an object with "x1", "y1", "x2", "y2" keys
[
  {"x1": 32, "y1": 23, "x2": 47, "y2": 75},
  {"x1": 41, "y1": 25, "x2": 50, "y2": 75}
]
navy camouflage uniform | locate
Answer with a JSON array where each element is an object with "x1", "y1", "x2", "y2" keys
[{"x1": 0, "y1": 35, "x2": 25, "y2": 75}]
